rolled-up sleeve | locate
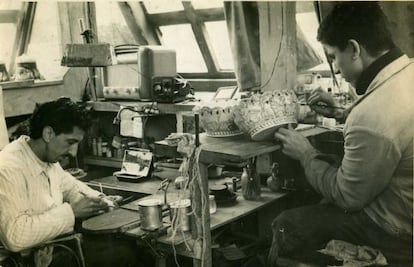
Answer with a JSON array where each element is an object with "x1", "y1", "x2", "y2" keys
[
  {"x1": 301, "y1": 126, "x2": 400, "y2": 211},
  {"x1": 0, "y1": 168, "x2": 75, "y2": 252}
]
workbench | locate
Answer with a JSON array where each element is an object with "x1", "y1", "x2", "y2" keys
[{"x1": 84, "y1": 126, "x2": 330, "y2": 267}]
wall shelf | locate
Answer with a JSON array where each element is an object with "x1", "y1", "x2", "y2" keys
[{"x1": 83, "y1": 155, "x2": 123, "y2": 168}]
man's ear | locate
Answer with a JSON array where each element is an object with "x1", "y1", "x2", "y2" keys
[
  {"x1": 42, "y1": 126, "x2": 55, "y2": 143},
  {"x1": 348, "y1": 39, "x2": 361, "y2": 60}
]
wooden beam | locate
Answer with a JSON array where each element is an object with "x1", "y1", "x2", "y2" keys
[
  {"x1": 17, "y1": 2, "x2": 36, "y2": 55},
  {"x1": 118, "y1": 2, "x2": 148, "y2": 45},
  {"x1": 147, "y1": 8, "x2": 224, "y2": 26},
  {"x1": 182, "y1": 2, "x2": 219, "y2": 75},
  {"x1": 9, "y1": 2, "x2": 37, "y2": 74}
]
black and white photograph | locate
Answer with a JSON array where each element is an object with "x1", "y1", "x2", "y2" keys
[{"x1": 0, "y1": 1, "x2": 412, "y2": 266}]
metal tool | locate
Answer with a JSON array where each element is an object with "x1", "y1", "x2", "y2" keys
[{"x1": 158, "y1": 179, "x2": 170, "y2": 205}]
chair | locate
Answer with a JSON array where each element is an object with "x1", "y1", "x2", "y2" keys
[{"x1": 0, "y1": 233, "x2": 86, "y2": 267}]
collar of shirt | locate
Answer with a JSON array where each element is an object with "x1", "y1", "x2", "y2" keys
[
  {"x1": 19, "y1": 135, "x2": 52, "y2": 176},
  {"x1": 355, "y1": 47, "x2": 403, "y2": 95}
]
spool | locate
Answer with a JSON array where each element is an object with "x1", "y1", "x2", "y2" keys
[
  {"x1": 138, "y1": 198, "x2": 163, "y2": 231},
  {"x1": 169, "y1": 199, "x2": 191, "y2": 232}
]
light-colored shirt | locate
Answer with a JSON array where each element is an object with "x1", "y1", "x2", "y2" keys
[
  {"x1": 0, "y1": 136, "x2": 101, "y2": 252},
  {"x1": 301, "y1": 55, "x2": 413, "y2": 238}
]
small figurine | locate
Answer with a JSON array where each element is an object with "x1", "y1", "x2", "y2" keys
[{"x1": 266, "y1": 162, "x2": 283, "y2": 192}]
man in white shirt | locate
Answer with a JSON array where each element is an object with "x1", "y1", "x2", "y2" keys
[{"x1": 0, "y1": 98, "x2": 147, "y2": 266}]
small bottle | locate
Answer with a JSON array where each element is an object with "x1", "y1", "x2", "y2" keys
[
  {"x1": 101, "y1": 142, "x2": 108, "y2": 155},
  {"x1": 209, "y1": 195, "x2": 217, "y2": 214},
  {"x1": 97, "y1": 137, "x2": 102, "y2": 157},
  {"x1": 241, "y1": 167, "x2": 249, "y2": 196},
  {"x1": 106, "y1": 147, "x2": 112, "y2": 158},
  {"x1": 92, "y1": 138, "x2": 97, "y2": 156}
]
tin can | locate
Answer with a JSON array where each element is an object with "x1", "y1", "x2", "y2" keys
[
  {"x1": 169, "y1": 199, "x2": 191, "y2": 232},
  {"x1": 138, "y1": 199, "x2": 163, "y2": 231}
]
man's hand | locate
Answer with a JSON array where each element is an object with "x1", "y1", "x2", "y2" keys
[
  {"x1": 274, "y1": 128, "x2": 316, "y2": 162},
  {"x1": 70, "y1": 196, "x2": 109, "y2": 219},
  {"x1": 308, "y1": 87, "x2": 343, "y2": 120}
]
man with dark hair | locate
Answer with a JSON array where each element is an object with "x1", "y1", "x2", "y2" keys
[
  {"x1": 270, "y1": 2, "x2": 413, "y2": 266},
  {"x1": 0, "y1": 97, "x2": 146, "y2": 266}
]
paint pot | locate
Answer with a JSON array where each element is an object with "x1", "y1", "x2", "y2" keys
[
  {"x1": 169, "y1": 199, "x2": 191, "y2": 232},
  {"x1": 138, "y1": 198, "x2": 163, "y2": 231}
]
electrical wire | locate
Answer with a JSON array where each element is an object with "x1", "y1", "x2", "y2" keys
[{"x1": 259, "y1": 3, "x2": 284, "y2": 91}]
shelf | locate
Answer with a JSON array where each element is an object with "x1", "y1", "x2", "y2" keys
[
  {"x1": 83, "y1": 156, "x2": 123, "y2": 168},
  {"x1": 88, "y1": 100, "x2": 197, "y2": 113},
  {"x1": 154, "y1": 125, "x2": 331, "y2": 165}
]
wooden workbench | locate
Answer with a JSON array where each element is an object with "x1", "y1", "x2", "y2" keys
[{"x1": 86, "y1": 125, "x2": 329, "y2": 266}]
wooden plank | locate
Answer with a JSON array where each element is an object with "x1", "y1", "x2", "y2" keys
[
  {"x1": 148, "y1": 8, "x2": 224, "y2": 26},
  {"x1": 89, "y1": 100, "x2": 196, "y2": 113},
  {"x1": 61, "y1": 43, "x2": 116, "y2": 67},
  {"x1": 17, "y1": 2, "x2": 36, "y2": 56},
  {"x1": 198, "y1": 126, "x2": 329, "y2": 164},
  {"x1": 82, "y1": 208, "x2": 140, "y2": 234},
  {"x1": 199, "y1": 133, "x2": 280, "y2": 163},
  {"x1": 83, "y1": 156, "x2": 123, "y2": 168},
  {"x1": 118, "y1": 2, "x2": 160, "y2": 45},
  {"x1": 210, "y1": 188, "x2": 287, "y2": 230},
  {"x1": 153, "y1": 126, "x2": 329, "y2": 165}
]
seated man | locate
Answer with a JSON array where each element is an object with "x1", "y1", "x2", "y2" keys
[
  {"x1": 0, "y1": 97, "x2": 148, "y2": 267},
  {"x1": 270, "y1": 2, "x2": 413, "y2": 267}
]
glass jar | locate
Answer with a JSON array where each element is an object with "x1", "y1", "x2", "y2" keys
[{"x1": 209, "y1": 195, "x2": 217, "y2": 214}]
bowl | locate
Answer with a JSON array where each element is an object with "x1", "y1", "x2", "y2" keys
[
  {"x1": 193, "y1": 100, "x2": 243, "y2": 137},
  {"x1": 233, "y1": 90, "x2": 299, "y2": 141}
]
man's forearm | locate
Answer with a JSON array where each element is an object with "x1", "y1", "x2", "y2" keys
[{"x1": 0, "y1": 204, "x2": 75, "y2": 252}]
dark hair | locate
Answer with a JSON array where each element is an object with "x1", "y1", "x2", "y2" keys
[
  {"x1": 317, "y1": 2, "x2": 395, "y2": 56},
  {"x1": 29, "y1": 97, "x2": 91, "y2": 139}
]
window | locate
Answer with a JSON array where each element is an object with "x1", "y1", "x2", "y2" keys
[
  {"x1": 0, "y1": 1, "x2": 22, "y2": 73},
  {"x1": 0, "y1": 1, "x2": 65, "y2": 81},
  {"x1": 142, "y1": 1, "x2": 235, "y2": 78},
  {"x1": 95, "y1": 2, "x2": 136, "y2": 46},
  {"x1": 26, "y1": 2, "x2": 65, "y2": 80},
  {"x1": 159, "y1": 24, "x2": 207, "y2": 73}
]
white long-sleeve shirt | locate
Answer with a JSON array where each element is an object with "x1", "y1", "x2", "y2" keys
[{"x1": 0, "y1": 136, "x2": 101, "y2": 252}]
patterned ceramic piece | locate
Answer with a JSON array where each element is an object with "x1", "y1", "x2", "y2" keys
[
  {"x1": 193, "y1": 100, "x2": 243, "y2": 137},
  {"x1": 233, "y1": 90, "x2": 298, "y2": 141}
]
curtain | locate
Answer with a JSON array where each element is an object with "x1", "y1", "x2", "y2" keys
[
  {"x1": 224, "y1": 2, "x2": 322, "y2": 92},
  {"x1": 224, "y1": 2, "x2": 261, "y2": 92},
  {"x1": 296, "y1": 25, "x2": 323, "y2": 72}
]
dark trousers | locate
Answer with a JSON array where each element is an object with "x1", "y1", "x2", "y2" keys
[
  {"x1": 82, "y1": 234, "x2": 155, "y2": 267},
  {"x1": 268, "y1": 203, "x2": 413, "y2": 267}
]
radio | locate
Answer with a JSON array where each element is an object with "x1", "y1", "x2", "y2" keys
[
  {"x1": 103, "y1": 46, "x2": 178, "y2": 101},
  {"x1": 152, "y1": 76, "x2": 193, "y2": 103}
]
